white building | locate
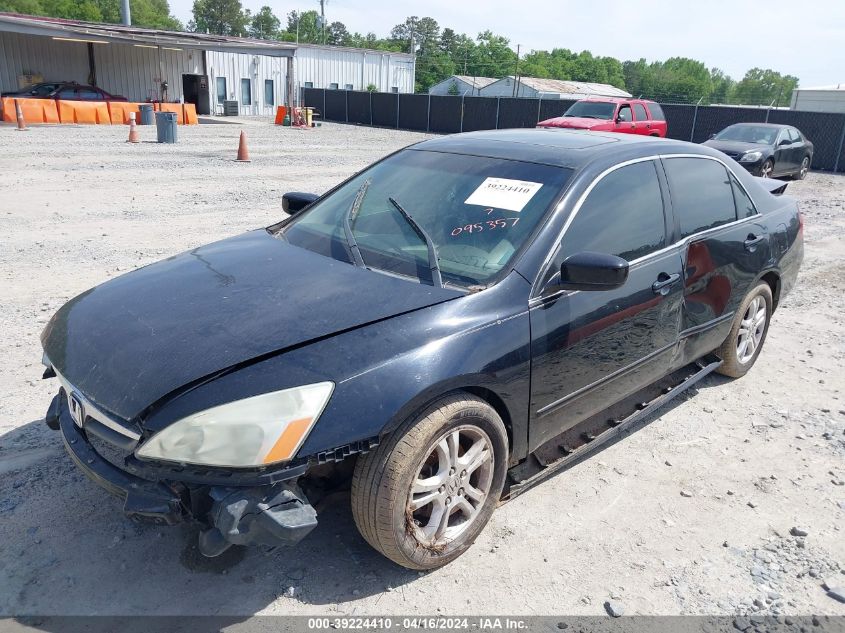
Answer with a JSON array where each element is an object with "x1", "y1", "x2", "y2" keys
[
  {"x1": 0, "y1": 12, "x2": 415, "y2": 116},
  {"x1": 428, "y1": 75, "x2": 496, "y2": 96},
  {"x1": 479, "y1": 76, "x2": 631, "y2": 100},
  {"x1": 790, "y1": 84, "x2": 845, "y2": 114}
]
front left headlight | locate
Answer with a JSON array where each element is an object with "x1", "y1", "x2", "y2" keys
[
  {"x1": 136, "y1": 382, "x2": 334, "y2": 468},
  {"x1": 740, "y1": 151, "x2": 763, "y2": 163}
]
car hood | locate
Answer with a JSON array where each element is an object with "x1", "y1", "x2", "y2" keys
[
  {"x1": 702, "y1": 139, "x2": 771, "y2": 155},
  {"x1": 538, "y1": 116, "x2": 609, "y2": 129},
  {"x1": 42, "y1": 229, "x2": 462, "y2": 421}
]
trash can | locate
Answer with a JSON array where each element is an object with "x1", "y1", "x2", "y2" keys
[
  {"x1": 138, "y1": 103, "x2": 154, "y2": 125},
  {"x1": 155, "y1": 111, "x2": 178, "y2": 144}
]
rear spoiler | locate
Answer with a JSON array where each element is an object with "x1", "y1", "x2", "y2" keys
[{"x1": 754, "y1": 177, "x2": 789, "y2": 196}]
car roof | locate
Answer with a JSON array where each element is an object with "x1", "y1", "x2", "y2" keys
[
  {"x1": 725, "y1": 122, "x2": 790, "y2": 129},
  {"x1": 580, "y1": 97, "x2": 650, "y2": 104},
  {"x1": 411, "y1": 128, "x2": 712, "y2": 169}
]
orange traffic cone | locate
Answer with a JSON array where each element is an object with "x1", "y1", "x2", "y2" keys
[
  {"x1": 235, "y1": 130, "x2": 251, "y2": 162},
  {"x1": 14, "y1": 99, "x2": 28, "y2": 132},
  {"x1": 126, "y1": 112, "x2": 140, "y2": 143}
]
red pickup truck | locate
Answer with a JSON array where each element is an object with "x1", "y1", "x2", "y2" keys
[{"x1": 538, "y1": 98, "x2": 667, "y2": 137}]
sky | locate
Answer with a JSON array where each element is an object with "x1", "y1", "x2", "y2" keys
[{"x1": 168, "y1": 0, "x2": 845, "y2": 87}]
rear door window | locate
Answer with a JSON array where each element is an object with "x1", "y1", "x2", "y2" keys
[
  {"x1": 561, "y1": 160, "x2": 666, "y2": 261},
  {"x1": 730, "y1": 175, "x2": 757, "y2": 218},
  {"x1": 633, "y1": 103, "x2": 648, "y2": 121},
  {"x1": 663, "y1": 157, "x2": 738, "y2": 238}
]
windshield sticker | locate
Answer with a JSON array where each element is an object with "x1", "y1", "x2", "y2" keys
[
  {"x1": 464, "y1": 178, "x2": 543, "y2": 212},
  {"x1": 451, "y1": 218, "x2": 520, "y2": 236}
]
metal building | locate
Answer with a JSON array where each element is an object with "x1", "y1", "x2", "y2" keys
[
  {"x1": 0, "y1": 12, "x2": 415, "y2": 116},
  {"x1": 790, "y1": 85, "x2": 845, "y2": 114},
  {"x1": 428, "y1": 75, "x2": 496, "y2": 96},
  {"x1": 479, "y1": 76, "x2": 631, "y2": 100}
]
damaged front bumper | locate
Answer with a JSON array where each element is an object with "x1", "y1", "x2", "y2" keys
[{"x1": 48, "y1": 392, "x2": 318, "y2": 556}]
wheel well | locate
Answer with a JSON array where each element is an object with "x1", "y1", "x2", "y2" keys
[
  {"x1": 761, "y1": 271, "x2": 781, "y2": 311},
  {"x1": 463, "y1": 386, "x2": 514, "y2": 456}
]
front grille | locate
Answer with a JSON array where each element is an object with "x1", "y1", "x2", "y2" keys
[
  {"x1": 52, "y1": 367, "x2": 141, "y2": 442},
  {"x1": 87, "y1": 432, "x2": 135, "y2": 471}
]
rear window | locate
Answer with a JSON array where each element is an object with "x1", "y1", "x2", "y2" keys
[
  {"x1": 663, "y1": 157, "x2": 737, "y2": 238},
  {"x1": 647, "y1": 103, "x2": 665, "y2": 121}
]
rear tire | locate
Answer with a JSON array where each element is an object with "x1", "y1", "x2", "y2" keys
[
  {"x1": 351, "y1": 394, "x2": 508, "y2": 570},
  {"x1": 715, "y1": 282, "x2": 773, "y2": 378}
]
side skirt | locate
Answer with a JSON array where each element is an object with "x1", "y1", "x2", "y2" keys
[{"x1": 501, "y1": 355, "x2": 722, "y2": 502}]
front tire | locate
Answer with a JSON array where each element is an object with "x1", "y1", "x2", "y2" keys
[
  {"x1": 760, "y1": 159, "x2": 774, "y2": 178},
  {"x1": 796, "y1": 156, "x2": 810, "y2": 180},
  {"x1": 716, "y1": 282, "x2": 773, "y2": 378},
  {"x1": 351, "y1": 394, "x2": 508, "y2": 569}
]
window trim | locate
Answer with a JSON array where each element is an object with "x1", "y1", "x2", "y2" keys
[
  {"x1": 240, "y1": 78, "x2": 251, "y2": 106},
  {"x1": 530, "y1": 153, "x2": 761, "y2": 301},
  {"x1": 215, "y1": 76, "x2": 227, "y2": 103},
  {"x1": 264, "y1": 79, "x2": 274, "y2": 106}
]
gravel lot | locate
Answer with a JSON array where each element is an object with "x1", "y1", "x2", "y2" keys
[{"x1": 0, "y1": 120, "x2": 843, "y2": 618}]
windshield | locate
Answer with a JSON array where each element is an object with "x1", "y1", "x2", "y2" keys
[
  {"x1": 277, "y1": 150, "x2": 572, "y2": 288},
  {"x1": 714, "y1": 125, "x2": 778, "y2": 145},
  {"x1": 28, "y1": 83, "x2": 61, "y2": 96},
  {"x1": 564, "y1": 101, "x2": 616, "y2": 119}
]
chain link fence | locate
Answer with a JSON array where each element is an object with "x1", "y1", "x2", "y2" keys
[{"x1": 302, "y1": 88, "x2": 845, "y2": 173}]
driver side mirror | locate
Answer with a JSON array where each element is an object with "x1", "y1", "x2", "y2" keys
[
  {"x1": 557, "y1": 251, "x2": 629, "y2": 291},
  {"x1": 778, "y1": 138, "x2": 791, "y2": 146},
  {"x1": 282, "y1": 191, "x2": 319, "y2": 215},
  {"x1": 709, "y1": 133, "x2": 716, "y2": 140}
]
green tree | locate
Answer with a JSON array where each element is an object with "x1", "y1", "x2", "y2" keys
[
  {"x1": 390, "y1": 15, "x2": 440, "y2": 54},
  {"x1": 248, "y1": 5, "x2": 279, "y2": 39},
  {"x1": 471, "y1": 30, "x2": 516, "y2": 78},
  {"x1": 415, "y1": 49, "x2": 455, "y2": 92},
  {"x1": 280, "y1": 9, "x2": 320, "y2": 43},
  {"x1": 732, "y1": 68, "x2": 798, "y2": 106},
  {"x1": 325, "y1": 21, "x2": 351, "y2": 46},
  {"x1": 709, "y1": 67, "x2": 735, "y2": 104},
  {"x1": 190, "y1": 0, "x2": 247, "y2": 35}
]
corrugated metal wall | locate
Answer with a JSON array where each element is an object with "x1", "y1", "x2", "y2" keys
[
  {"x1": 94, "y1": 43, "x2": 200, "y2": 102},
  {"x1": 205, "y1": 50, "x2": 288, "y2": 116},
  {"x1": 294, "y1": 47, "x2": 413, "y2": 93},
  {"x1": 0, "y1": 29, "x2": 412, "y2": 115},
  {"x1": 0, "y1": 31, "x2": 89, "y2": 91},
  {"x1": 0, "y1": 32, "x2": 200, "y2": 102}
]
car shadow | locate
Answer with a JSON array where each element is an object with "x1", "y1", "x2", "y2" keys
[{"x1": 0, "y1": 419, "x2": 419, "y2": 618}]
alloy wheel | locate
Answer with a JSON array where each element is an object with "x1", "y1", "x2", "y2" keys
[
  {"x1": 737, "y1": 295, "x2": 767, "y2": 364},
  {"x1": 800, "y1": 157, "x2": 809, "y2": 179},
  {"x1": 407, "y1": 426, "x2": 494, "y2": 546},
  {"x1": 761, "y1": 161, "x2": 773, "y2": 178}
]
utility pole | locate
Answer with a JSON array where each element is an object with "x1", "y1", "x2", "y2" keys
[
  {"x1": 512, "y1": 44, "x2": 520, "y2": 97},
  {"x1": 319, "y1": 0, "x2": 326, "y2": 44}
]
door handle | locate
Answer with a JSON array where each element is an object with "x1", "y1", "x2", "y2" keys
[
  {"x1": 744, "y1": 234, "x2": 765, "y2": 251},
  {"x1": 652, "y1": 272, "x2": 680, "y2": 295}
]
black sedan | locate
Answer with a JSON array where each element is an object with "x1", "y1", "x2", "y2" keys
[
  {"x1": 1, "y1": 81, "x2": 127, "y2": 101},
  {"x1": 703, "y1": 122, "x2": 813, "y2": 179},
  {"x1": 40, "y1": 129, "x2": 803, "y2": 570}
]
